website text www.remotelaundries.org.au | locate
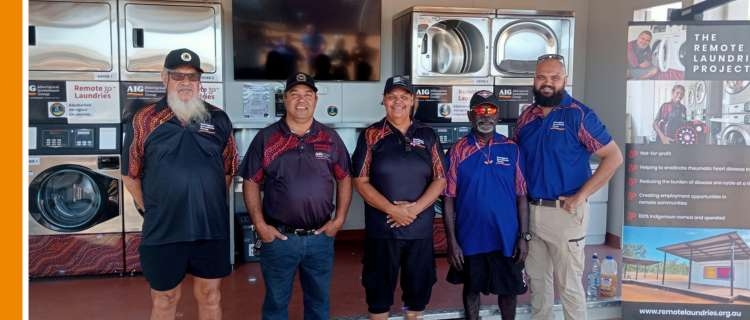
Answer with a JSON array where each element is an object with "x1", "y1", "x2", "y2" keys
[{"x1": 639, "y1": 307, "x2": 742, "y2": 318}]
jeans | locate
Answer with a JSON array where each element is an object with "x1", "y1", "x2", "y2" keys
[{"x1": 260, "y1": 233, "x2": 335, "y2": 320}]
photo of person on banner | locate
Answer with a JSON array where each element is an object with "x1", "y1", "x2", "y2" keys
[
  {"x1": 626, "y1": 25, "x2": 686, "y2": 80},
  {"x1": 626, "y1": 81, "x2": 716, "y2": 145}
]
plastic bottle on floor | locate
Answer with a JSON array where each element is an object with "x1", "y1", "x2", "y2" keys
[
  {"x1": 599, "y1": 255, "x2": 618, "y2": 297},
  {"x1": 586, "y1": 253, "x2": 601, "y2": 299}
]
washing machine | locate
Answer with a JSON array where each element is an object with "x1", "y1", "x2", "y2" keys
[
  {"x1": 28, "y1": 127, "x2": 123, "y2": 277},
  {"x1": 393, "y1": 7, "x2": 493, "y2": 85},
  {"x1": 719, "y1": 122, "x2": 750, "y2": 146},
  {"x1": 650, "y1": 24, "x2": 686, "y2": 74},
  {"x1": 492, "y1": 10, "x2": 574, "y2": 86}
]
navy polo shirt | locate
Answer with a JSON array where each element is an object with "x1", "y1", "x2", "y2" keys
[
  {"x1": 444, "y1": 132, "x2": 527, "y2": 257},
  {"x1": 123, "y1": 98, "x2": 239, "y2": 246},
  {"x1": 514, "y1": 91, "x2": 612, "y2": 200},
  {"x1": 239, "y1": 119, "x2": 350, "y2": 229},
  {"x1": 351, "y1": 119, "x2": 446, "y2": 240}
]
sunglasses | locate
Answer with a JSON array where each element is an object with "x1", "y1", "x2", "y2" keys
[
  {"x1": 168, "y1": 71, "x2": 201, "y2": 82},
  {"x1": 470, "y1": 106, "x2": 498, "y2": 116},
  {"x1": 537, "y1": 54, "x2": 565, "y2": 64}
]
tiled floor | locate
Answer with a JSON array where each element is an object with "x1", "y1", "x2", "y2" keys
[{"x1": 29, "y1": 241, "x2": 620, "y2": 319}]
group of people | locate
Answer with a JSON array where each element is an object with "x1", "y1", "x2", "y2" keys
[{"x1": 123, "y1": 48, "x2": 622, "y2": 320}]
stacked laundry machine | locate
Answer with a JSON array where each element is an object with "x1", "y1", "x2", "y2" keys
[
  {"x1": 28, "y1": 0, "x2": 225, "y2": 277},
  {"x1": 28, "y1": 0, "x2": 123, "y2": 277},
  {"x1": 717, "y1": 80, "x2": 750, "y2": 145},
  {"x1": 393, "y1": 6, "x2": 574, "y2": 124}
]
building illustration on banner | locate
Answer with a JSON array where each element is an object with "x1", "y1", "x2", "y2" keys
[{"x1": 623, "y1": 226, "x2": 750, "y2": 304}]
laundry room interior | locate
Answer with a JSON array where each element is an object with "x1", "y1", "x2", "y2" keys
[{"x1": 26, "y1": 0, "x2": 750, "y2": 319}]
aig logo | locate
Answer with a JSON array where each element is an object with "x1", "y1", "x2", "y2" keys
[
  {"x1": 127, "y1": 85, "x2": 145, "y2": 96},
  {"x1": 29, "y1": 84, "x2": 37, "y2": 96},
  {"x1": 415, "y1": 89, "x2": 430, "y2": 95},
  {"x1": 496, "y1": 89, "x2": 512, "y2": 96}
]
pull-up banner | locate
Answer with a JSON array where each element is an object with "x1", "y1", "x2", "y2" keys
[{"x1": 623, "y1": 21, "x2": 750, "y2": 319}]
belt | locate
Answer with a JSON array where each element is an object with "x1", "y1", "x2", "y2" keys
[
  {"x1": 529, "y1": 198, "x2": 561, "y2": 208},
  {"x1": 274, "y1": 224, "x2": 319, "y2": 236}
]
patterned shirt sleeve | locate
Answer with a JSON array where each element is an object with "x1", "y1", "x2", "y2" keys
[
  {"x1": 126, "y1": 111, "x2": 147, "y2": 178},
  {"x1": 239, "y1": 131, "x2": 265, "y2": 183},
  {"x1": 578, "y1": 111, "x2": 612, "y2": 153},
  {"x1": 223, "y1": 132, "x2": 239, "y2": 176},
  {"x1": 429, "y1": 129, "x2": 446, "y2": 180},
  {"x1": 514, "y1": 144, "x2": 527, "y2": 196},
  {"x1": 330, "y1": 130, "x2": 351, "y2": 180},
  {"x1": 350, "y1": 128, "x2": 371, "y2": 178},
  {"x1": 443, "y1": 144, "x2": 457, "y2": 197}
]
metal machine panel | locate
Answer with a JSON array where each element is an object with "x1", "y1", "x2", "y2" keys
[
  {"x1": 119, "y1": 1, "x2": 223, "y2": 82},
  {"x1": 492, "y1": 10, "x2": 574, "y2": 86},
  {"x1": 29, "y1": 0, "x2": 119, "y2": 81}
]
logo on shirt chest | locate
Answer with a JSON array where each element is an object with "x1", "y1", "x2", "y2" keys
[
  {"x1": 408, "y1": 137, "x2": 426, "y2": 149},
  {"x1": 495, "y1": 156, "x2": 511, "y2": 166},
  {"x1": 550, "y1": 121, "x2": 566, "y2": 131},
  {"x1": 315, "y1": 151, "x2": 331, "y2": 161},
  {"x1": 198, "y1": 123, "x2": 216, "y2": 135}
]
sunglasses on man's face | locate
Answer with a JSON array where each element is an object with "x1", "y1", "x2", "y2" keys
[
  {"x1": 537, "y1": 54, "x2": 565, "y2": 64},
  {"x1": 470, "y1": 106, "x2": 498, "y2": 116},
  {"x1": 168, "y1": 71, "x2": 201, "y2": 82}
]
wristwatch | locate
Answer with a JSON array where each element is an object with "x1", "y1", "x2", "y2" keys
[{"x1": 520, "y1": 231, "x2": 533, "y2": 241}]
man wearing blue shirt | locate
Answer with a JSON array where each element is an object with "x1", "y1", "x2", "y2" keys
[
  {"x1": 514, "y1": 54, "x2": 623, "y2": 320},
  {"x1": 443, "y1": 90, "x2": 529, "y2": 320}
]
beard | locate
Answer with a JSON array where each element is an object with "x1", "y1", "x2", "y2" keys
[
  {"x1": 533, "y1": 86, "x2": 565, "y2": 107},
  {"x1": 168, "y1": 90, "x2": 208, "y2": 124}
]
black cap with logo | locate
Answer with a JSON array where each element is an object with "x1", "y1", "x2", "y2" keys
[
  {"x1": 469, "y1": 90, "x2": 501, "y2": 109},
  {"x1": 163, "y1": 48, "x2": 204, "y2": 73},
  {"x1": 383, "y1": 75, "x2": 413, "y2": 94},
  {"x1": 285, "y1": 72, "x2": 318, "y2": 93}
]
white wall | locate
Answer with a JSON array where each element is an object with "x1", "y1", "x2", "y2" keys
[{"x1": 693, "y1": 260, "x2": 750, "y2": 290}]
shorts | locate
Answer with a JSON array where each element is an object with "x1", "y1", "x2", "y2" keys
[
  {"x1": 361, "y1": 238, "x2": 436, "y2": 314},
  {"x1": 446, "y1": 250, "x2": 527, "y2": 296},
  {"x1": 139, "y1": 239, "x2": 232, "y2": 291}
]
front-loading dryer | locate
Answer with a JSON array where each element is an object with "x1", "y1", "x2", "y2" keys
[
  {"x1": 393, "y1": 7, "x2": 493, "y2": 85},
  {"x1": 719, "y1": 123, "x2": 750, "y2": 146},
  {"x1": 492, "y1": 10, "x2": 574, "y2": 86},
  {"x1": 28, "y1": 154, "x2": 124, "y2": 277}
]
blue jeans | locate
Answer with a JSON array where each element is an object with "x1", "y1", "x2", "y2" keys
[{"x1": 259, "y1": 233, "x2": 334, "y2": 320}]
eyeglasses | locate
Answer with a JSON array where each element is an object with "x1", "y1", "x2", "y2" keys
[
  {"x1": 470, "y1": 106, "x2": 498, "y2": 116},
  {"x1": 537, "y1": 54, "x2": 565, "y2": 64},
  {"x1": 168, "y1": 71, "x2": 201, "y2": 82}
]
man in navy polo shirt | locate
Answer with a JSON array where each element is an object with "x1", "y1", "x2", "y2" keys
[
  {"x1": 443, "y1": 90, "x2": 529, "y2": 320},
  {"x1": 351, "y1": 75, "x2": 446, "y2": 320},
  {"x1": 514, "y1": 54, "x2": 623, "y2": 320},
  {"x1": 122, "y1": 48, "x2": 239, "y2": 319},
  {"x1": 240, "y1": 72, "x2": 352, "y2": 320}
]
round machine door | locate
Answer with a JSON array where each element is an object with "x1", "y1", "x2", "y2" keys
[
  {"x1": 29, "y1": 164, "x2": 119, "y2": 232},
  {"x1": 495, "y1": 19, "x2": 558, "y2": 76},
  {"x1": 720, "y1": 125, "x2": 750, "y2": 146},
  {"x1": 420, "y1": 19, "x2": 486, "y2": 74}
]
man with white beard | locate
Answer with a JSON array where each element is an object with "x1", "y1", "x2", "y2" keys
[{"x1": 122, "y1": 48, "x2": 238, "y2": 320}]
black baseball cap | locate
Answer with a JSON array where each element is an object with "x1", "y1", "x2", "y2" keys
[
  {"x1": 383, "y1": 75, "x2": 413, "y2": 94},
  {"x1": 469, "y1": 90, "x2": 501, "y2": 109},
  {"x1": 163, "y1": 48, "x2": 204, "y2": 73},
  {"x1": 285, "y1": 72, "x2": 318, "y2": 93}
]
